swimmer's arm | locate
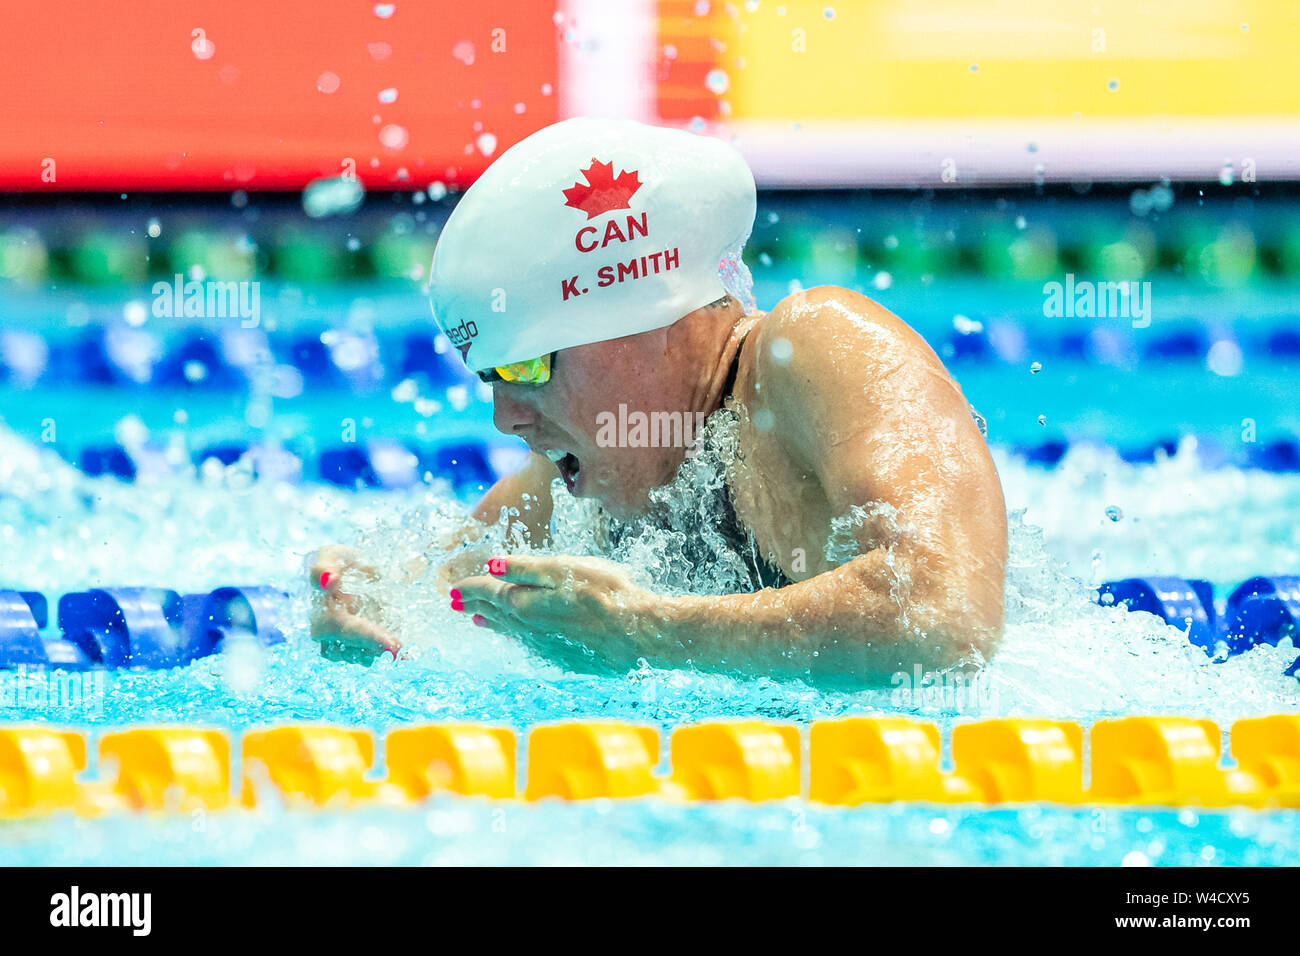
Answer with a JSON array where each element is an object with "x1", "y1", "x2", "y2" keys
[
  {"x1": 406, "y1": 451, "x2": 559, "y2": 585},
  {"x1": 469, "y1": 451, "x2": 558, "y2": 544},
  {"x1": 653, "y1": 551, "x2": 955, "y2": 678},
  {"x1": 651, "y1": 288, "x2": 1004, "y2": 675}
]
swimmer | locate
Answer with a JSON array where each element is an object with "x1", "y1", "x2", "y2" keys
[{"x1": 311, "y1": 118, "x2": 1006, "y2": 681}]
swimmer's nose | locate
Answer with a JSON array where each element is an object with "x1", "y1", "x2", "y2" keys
[{"x1": 492, "y1": 388, "x2": 539, "y2": 438}]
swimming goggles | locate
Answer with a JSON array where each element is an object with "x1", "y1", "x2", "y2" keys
[{"x1": 476, "y1": 351, "x2": 557, "y2": 386}]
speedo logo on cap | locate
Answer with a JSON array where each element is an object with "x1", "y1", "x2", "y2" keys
[
  {"x1": 444, "y1": 318, "x2": 479, "y2": 347},
  {"x1": 559, "y1": 158, "x2": 680, "y2": 302}
]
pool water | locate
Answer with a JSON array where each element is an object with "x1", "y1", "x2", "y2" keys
[{"x1": 1, "y1": 211, "x2": 1299, "y2": 865}]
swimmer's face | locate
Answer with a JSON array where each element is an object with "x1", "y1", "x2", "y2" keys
[{"x1": 490, "y1": 326, "x2": 697, "y2": 520}]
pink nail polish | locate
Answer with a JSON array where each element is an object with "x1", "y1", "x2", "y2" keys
[
  {"x1": 488, "y1": 557, "x2": 507, "y2": 576},
  {"x1": 472, "y1": 614, "x2": 487, "y2": 627},
  {"x1": 318, "y1": 571, "x2": 333, "y2": 590},
  {"x1": 451, "y1": 599, "x2": 465, "y2": 612},
  {"x1": 449, "y1": 588, "x2": 462, "y2": 601}
]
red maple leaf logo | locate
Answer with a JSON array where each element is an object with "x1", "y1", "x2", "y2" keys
[{"x1": 562, "y1": 158, "x2": 642, "y2": 219}]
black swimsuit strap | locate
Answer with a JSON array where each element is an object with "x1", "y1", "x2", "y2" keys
[
  {"x1": 716, "y1": 327, "x2": 793, "y2": 590},
  {"x1": 720, "y1": 329, "x2": 746, "y2": 405}
]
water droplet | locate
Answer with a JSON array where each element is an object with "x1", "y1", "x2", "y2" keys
[
  {"x1": 453, "y1": 40, "x2": 475, "y2": 66},
  {"x1": 367, "y1": 42, "x2": 393, "y2": 62},
  {"x1": 373, "y1": 3, "x2": 396, "y2": 18},
  {"x1": 476, "y1": 132, "x2": 497, "y2": 156},
  {"x1": 146, "y1": 219, "x2": 161, "y2": 238},
  {"x1": 1015, "y1": 215, "x2": 1027, "y2": 230},
  {"x1": 379, "y1": 124, "x2": 410, "y2": 150},
  {"x1": 514, "y1": 101, "x2": 526, "y2": 114},
  {"x1": 317, "y1": 72, "x2": 341, "y2": 94},
  {"x1": 427, "y1": 181, "x2": 448, "y2": 201},
  {"x1": 1218, "y1": 161, "x2": 1234, "y2": 187},
  {"x1": 1030, "y1": 361, "x2": 1042, "y2": 374},
  {"x1": 769, "y1": 337, "x2": 794, "y2": 364},
  {"x1": 705, "y1": 69, "x2": 729, "y2": 94},
  {"x1": 302, "y1": 175, "x2": 365, "y2": 218},
  {"x1": 1105, "y1": 505, "x2": 1123, "y2": 522},
  {"x1": 541, "y1": 83, "x2": 553, "y2": 96},
  {"x1": 758, "y1": 252, "x2": 772, "y2": 267},
  {"x1": 871, "y1": 270, "x2": 892, "y2": 290},
  {"x1": 1036, "y1": 414, "x2": 1046, "y2": 426},
  {"x1": 346, "y1": 236, "x2": 361, "y2": 251},
  {"x1": 1107, "y1": 78, "x2": 1119, "y2": 91},
  {"x1": 823, "y1": 6, "x2": 835, "y2": 19},
  {"x1": 378, "y1": 88, "x2": 398, "y2": 104},
  {"x1": 123, "y1": 301, "x2": 148, "y2": 327},
  {"x1": 1207, "y1": 339, "x2": 1243, "y2": 377},
  {"x1": 969, "y1": 63, "x2": 979, "y2": 72}
]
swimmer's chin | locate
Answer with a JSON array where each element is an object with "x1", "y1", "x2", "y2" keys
[
  {"x1": 568, "y1": 462, "x2": 660, "y2": 521},
  {"x1": 590, "y1": 493, "x2": 651, "y2": 523},
  {"x1": 583, "y1": 481, "x2": 656, "y2": 522}
]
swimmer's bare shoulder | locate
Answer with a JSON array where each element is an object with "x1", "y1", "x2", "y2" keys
[{"x1": 748, "y1": 284, "x2": 1007, "y2": 643}]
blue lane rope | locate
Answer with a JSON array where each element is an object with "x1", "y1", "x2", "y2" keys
[
  {"x1": 1097, "y1": 576, "x2": 1300, "y2": 679},
  {"x1": 0, "y1": 587, "x2": 285, "y2": 670},
  {"x1": 3, "y1": 578, "x2": 1298, "y2": 673}
]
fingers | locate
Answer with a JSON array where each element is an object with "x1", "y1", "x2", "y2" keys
[
  {"x1": 311, "y1": 603, "x2": 402, "y2": 655},
  {"x1": 452, "y1": 575, "x2": 550, "y2": 620},
  {"x1": 483, "y1": 553, "x2": 629, "y2": 591},
  {"x1": 449, "y1": 578, "x2": 544, "y2": 637},
  {"x1": 308, "y1": 544, "x2": 380, "y2": 593},
  {"x1": 482, "y1": 554, "x2": 568, "y2": 588}
]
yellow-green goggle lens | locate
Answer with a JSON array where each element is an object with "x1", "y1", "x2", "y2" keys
[{"x1": 491, "y1": 354, "x2": 553, "y2": 385}]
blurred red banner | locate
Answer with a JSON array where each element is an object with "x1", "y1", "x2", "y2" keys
[{"x1": 0, "y1": 0, "x2": 560, "y2": 191}]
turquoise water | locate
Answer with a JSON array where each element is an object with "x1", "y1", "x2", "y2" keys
[
  {"x1": 3, "y1": 798, "x2": 1297, "y2": 866},
  {"x1": 1, "y1": 270, "x2": 1298, "y2": 865}
]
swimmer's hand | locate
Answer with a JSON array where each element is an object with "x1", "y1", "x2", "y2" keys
[
  {"x1": 308, "y1": 544, "x2": 403, "y2": 665},
  {"x1": 450, "y1": 554, "x2": 660, "y2": 670}
]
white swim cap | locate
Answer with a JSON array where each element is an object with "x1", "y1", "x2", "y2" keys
[{"x1": 429, "y1": 117, "x2": 756, "y2": 372}]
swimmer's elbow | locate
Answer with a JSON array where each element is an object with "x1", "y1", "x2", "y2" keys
[{"x1": 929, "y1": 591, "x2": 1005, "y2": 666}]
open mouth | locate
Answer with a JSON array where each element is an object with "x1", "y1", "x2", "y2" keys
[{"x1": 545, "y1": 449, "x2": 582, "y2": 493}]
